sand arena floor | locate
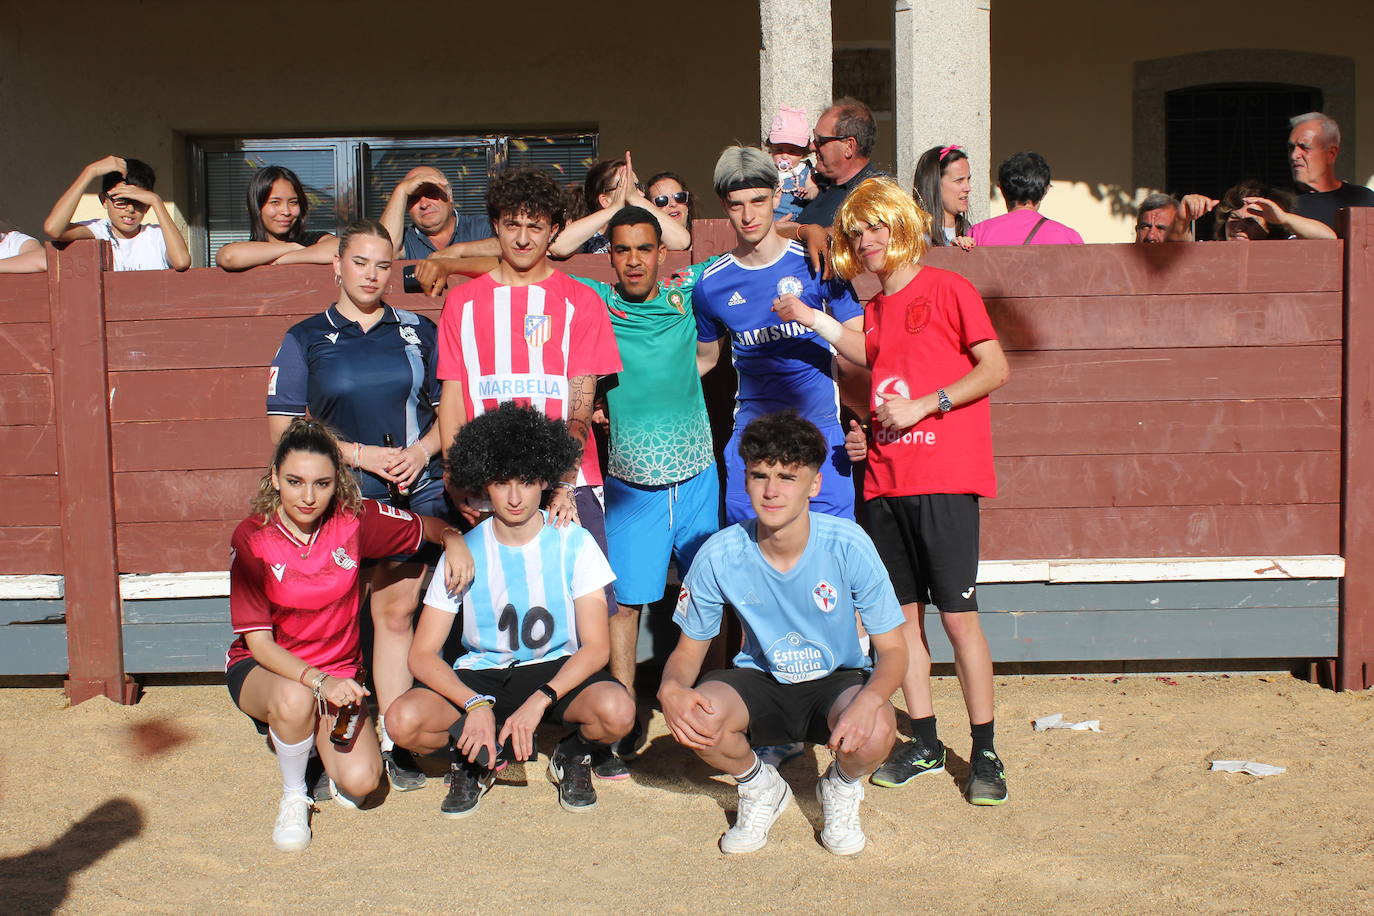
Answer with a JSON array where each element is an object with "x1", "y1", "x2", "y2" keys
[{"x1": 0, "y1": 674, "x2": 1370, "y2": 914}]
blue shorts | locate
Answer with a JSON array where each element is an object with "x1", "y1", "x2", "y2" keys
[
  {"x1": 605, "y1": 464, "x2": 721, "y2": 605},
  {"x1": 722, "y1": 425, "x2": 854, "y2": 525}
]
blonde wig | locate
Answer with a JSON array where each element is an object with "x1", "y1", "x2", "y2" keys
[{"x1": 832, "y1": 176, "x2": 932, "y2": 281}]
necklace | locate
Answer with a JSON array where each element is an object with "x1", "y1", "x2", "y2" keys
[{"x1": 276, "y1": 510, "x2": 321, "y2": 559}]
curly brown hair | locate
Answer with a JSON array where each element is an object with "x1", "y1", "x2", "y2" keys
[
  {"x1": 250, "y1": 417, "x2": 362, "y2": 524},
  {"x1": 486, "y1": 167, "x2": 566, "y2": 228}
]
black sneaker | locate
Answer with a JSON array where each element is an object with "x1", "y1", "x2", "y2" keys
[
  {"x1": 382, "y1": 747, "x2": 427, "y2": 792},
  {"x1": 870, "y1": 737, "x2": 947, "y2": 788},
  {"x1": 440, "y1": 761, "x2": 494, "y2": 818},
  {"x1": 591, "y1": 747, "x2": 630, "y2": 780},
  {"x1": 964, "y1": 749, "x2": 1009, "y2": 806},
  {"x1": 548, "y1": 750, "x2": 598, "y2": 812}
]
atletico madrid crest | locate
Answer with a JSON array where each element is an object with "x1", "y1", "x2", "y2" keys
[{"x1": 524, "y1": 314, "x2": 551, "y2": 347}]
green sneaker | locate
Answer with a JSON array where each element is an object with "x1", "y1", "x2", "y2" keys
[
  {"x1": 871, "y1": 738, "x2": 946, "y2": 788},
  {"x1": 964, "y1": 749, "x2": 1009, "y2": 806}
]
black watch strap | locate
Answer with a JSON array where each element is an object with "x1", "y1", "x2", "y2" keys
[{"x1": 536, "y1": 683, "x2": 559, "y2": 704}]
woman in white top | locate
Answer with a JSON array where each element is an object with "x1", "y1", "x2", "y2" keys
[{"x1": 43, "y1": 156, "x2": 190, "y2": 272}]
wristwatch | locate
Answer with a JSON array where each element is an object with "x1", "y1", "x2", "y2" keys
[
  {"x1": 463, "y1": 693, "x2": 496, "y2": 712},
  {"x1": 535, "y1": 683, "x2": 559, "y2": 704},
  {"x1": 937, "y1": 388, "x2": 954, "y2": 413}
]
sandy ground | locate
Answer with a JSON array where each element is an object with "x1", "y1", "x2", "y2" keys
[{"x1": 0, "y1": 674, "x2": 1370, "y2": 915}]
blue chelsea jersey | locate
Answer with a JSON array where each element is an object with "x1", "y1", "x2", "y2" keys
[{"x1": 693, "y1": 242, "x2": 862, "y2": 431}]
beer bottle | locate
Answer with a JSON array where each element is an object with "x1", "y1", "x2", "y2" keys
[{"x1": 382, "y1": 433, "x2": 411, "y2": 508}]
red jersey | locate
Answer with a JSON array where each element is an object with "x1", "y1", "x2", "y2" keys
[
  {"x1": 225, "y1": 499, "x2": 423, "y2": 676},
  {"x1": 436, "y1": 270, "x2": 622, "y2": 486},
  {"x1": 864, "y1": 266, "x2": 998, "y2": 500}
]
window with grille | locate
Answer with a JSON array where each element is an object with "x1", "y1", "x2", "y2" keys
[
  {"x1": 1164, "y1": 83, "x2": 1322, "y2": 204},
  {"x1": 189, "y1": 132, "x2": 597, "y2": 265}
]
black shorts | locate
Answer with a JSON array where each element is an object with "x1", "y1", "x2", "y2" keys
[
  {"x1": 863, "y1": 493, "x2": 981, "y2": 611},
  {"x1": 424, "y1": 657, "x2": 619, "y2": 756},
  {"x1": 227, "y1": 657, "x2": 271, "y2": 736},
  {"x1": 700, "y1": 667, "x2": 867, "y2": 747}
]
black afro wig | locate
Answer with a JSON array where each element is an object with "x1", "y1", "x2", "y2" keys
[{"x1": 446, "y1": 401, "x2": 582, "y2": 491}]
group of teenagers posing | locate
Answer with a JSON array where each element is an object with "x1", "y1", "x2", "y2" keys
[{"x1": 228, "y1": 143, "x2": 1011, "y2": 858}]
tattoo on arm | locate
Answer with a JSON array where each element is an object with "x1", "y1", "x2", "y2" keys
[{"x1": 566, "y1": 375, "x2": 595, "y2": 444}]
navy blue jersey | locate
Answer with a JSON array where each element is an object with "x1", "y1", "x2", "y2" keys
[
  {"x1": 268, "y1": 304, "x2": 442, "y2": 499},
  {"x1": 693, "y1": 242, "x2": 861, "y2": 431}
]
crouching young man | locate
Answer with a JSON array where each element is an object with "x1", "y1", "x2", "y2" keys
[
  {"x1": 385, "y1": 402, "x2": 636, "y2": 816},
  {"x1": 657, "y1": 412, "x2": 907, "y2": 855}
]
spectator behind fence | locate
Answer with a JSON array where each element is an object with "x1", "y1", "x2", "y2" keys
[
  {"x1": 0, "y1": 222, "x2": 45, "y2": 273},
  {"x1": 44, "y1": 156, "x2": 189, "y2": 271},
  {"x1": 380, "y1": 166, "x2": 491, "y2": 261},
  {"x1": 1288, "y1": 112, "x2": 1374, "y2": 231},
  {"x1": 216, "y1": 166, "x2": 337, "y2": 270},
  {"x1": 1134, "y1": 192, "x2": 1178, "y2": 243},
  {"x1": 1210, "y1": 180, "x2": 1335, "y2": 241},
  {"x1": 971, "y1": 152, "x2": 1083, "y2": 246},
  {"x1": 266, "y1": 218, "x2": 462, "y2": 794},
  {"x1": 765, "y1": 106, "x2": 819, "y2": 222},
  {"x1": 646, "y1": 171, "x2": 695, "y2": 232},
  {"x1": 1162, "y1": 181, "x2": 1334, "y2": 242},
  {"x1": 913, "y1": 145, "x2": 974, "y2": 249},
  {"x1": 425, "y1": 153, "x2": 689, "y2": 264},
  {"x1": 793, "y1": 97, "x2": 881, "y2": 275}
]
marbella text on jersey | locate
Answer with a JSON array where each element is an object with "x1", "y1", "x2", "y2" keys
[{"x1": 475, "y1": 373, "x2": 567, "y2": 400}]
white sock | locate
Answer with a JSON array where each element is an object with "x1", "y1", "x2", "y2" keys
[
  {"x1": 270, "y1": 729, "x2": 314, "y2": 797},
  {"x1": 377, "y1": 714, "x2": 395, "y2": 754},
  {"x1": 734, "y1": 753, "x2": 764, "y2": 785}
]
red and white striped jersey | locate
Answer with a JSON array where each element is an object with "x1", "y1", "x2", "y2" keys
[{"x1": 437, "y1": 271, "x2": 621, "y2": 486}]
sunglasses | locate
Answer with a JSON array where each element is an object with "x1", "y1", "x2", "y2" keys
[
  {"x1": 812, "y1": 134, "x2": 850, "y2": 147},
  {"x1": 653, "y1": 191, "x2": 690, "y2": 207}
]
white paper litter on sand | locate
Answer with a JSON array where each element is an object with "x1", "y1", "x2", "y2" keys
[
  {"x1": 1210, "y1": 760, "x2": 1287, "y2": 776},
  {"x1": 1032, "y1": 713, "x2": 1101, "y2": 732}
]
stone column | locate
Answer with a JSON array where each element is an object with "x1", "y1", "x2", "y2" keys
[
  {"x1": 759, "y1": 0, "x2": 833, "y2": 145},
  {"x1": 894, "y1": 0, "x2": 992, "y2": 222}
]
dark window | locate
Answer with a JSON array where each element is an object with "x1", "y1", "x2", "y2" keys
[
  {"x1": 1165, "y1": 82, "x2": 1322, "y2": 202},
  {"x1": 188, "y1": 132, "x2": 597, "y2": 266}
]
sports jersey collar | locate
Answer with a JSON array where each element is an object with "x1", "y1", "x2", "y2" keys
[
  {"x1": 728, "y1": 240, "x2": 799, "y2": 273},
  {"x1": 325, "y1": 303, "x2": 401, "y2": 330}
]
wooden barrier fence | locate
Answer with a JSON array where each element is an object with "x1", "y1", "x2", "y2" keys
[{"x1": 1, "y1": 211, "x2": 1370, "y2": 700}]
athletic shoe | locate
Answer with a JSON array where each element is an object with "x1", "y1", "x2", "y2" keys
[
  {"x1": 614, "y1": 718, "x2": 647, "y2": 760},
  {"x1": 548, "y1": 750, "x2": 598, "y2": 812},
  {"x1": 591, "y1": 747, "x2": 630, "y2": 780},
  {"x1": 754, "y1": 742, "x2": 805, "y2": 769},
  {"x1": 272, "y1": 793, "x2": 313, "y2": 852},
  {"x1": 382, "y1": 747, "x2": 427, "y2": 792},
  {"x1": 327, "y1": 778, "x2": 365, "y2": 810},
  {"x1": 308, "y1": 761, "x2": 332, "y2": 804},
  {"x1": 870, "y1": 737, "x2": 947, "y2": 788},
  {"x1": 440, "y1": 761, "x2": 494, "y2": 819},
  {"x1": 720, "y1": 764, "x2": 792, "y2": 854},
  {"x1": 964, "y1": 749, "x2": 1009, "y2": 806},
  {"x1": 815, "y1": 765, "x2": 867, "y2": 855}
]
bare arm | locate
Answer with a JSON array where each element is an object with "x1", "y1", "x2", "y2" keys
[
  {"x1": 546, "y1": 374, "x2": 595, "y2": 526},
  {"x1": 217, "y1": 239, "x2": 304, "y2": 270},
  {"x1": 874, "y1": 337, "x2": 1010, "y2": 431},
  {"x1": 44, "y1": 156, "x2": 125, "y2": 240},
  {"x1": 147, "y1": 194, "x2": 190, "y2": 271},
  {"x1": 414, "y1": 257, "x2": 499, "y2": 297},
  {"x1": 1166, "y1": 194, "x2": 1217, "y2": 242},
  {"x1": 437, "y1": 378, "x2": 467, "y2": 463},
  {"x1": 272, "y1": 234, "x2": 337, "y2": 265},
  {"x1": 696, "y1": 339, "x2": 722, "y2": 377},
  {"x1": 243, "y1": 629, "x2": 366, "y2": 709},
  {"x1": 0, "y1": 237, "x2": 46, "y2": 273},
  {"x1": 1244, "y1": 196, "x2": 1337, "y2": 240},
  {"x1": 826, "y1": 626, "x2": 908, "y2": 755},
  {"x1": 656, "y1": 633, "x2": 721, "y2": 749},
  {"x1": 772, "y1": 298, "x2": 867, "y2": 365},
  {"x1": 431, "y1": 237, "x2": 500, "y2": 259}
]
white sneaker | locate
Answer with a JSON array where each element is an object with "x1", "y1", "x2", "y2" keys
[
  {"x1": 720, "y1": 764, "x2": 792, "y2": 854},
  {"x1": 329, "y1": 778, "x2": 363, "y2": 810},
  {"x1": 816, "y1": 764, "x2": 866, "y2": 855},
  {"x1": 272, "y1": 793, "x2": 313, "y2": 852}
]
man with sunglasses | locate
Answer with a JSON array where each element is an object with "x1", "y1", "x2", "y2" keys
[
  {"x1": 791, "y1": 98, "x2": 882, "y2": 276},
  {"x1": 381, "y1": 165, "x2": 492, "y2": 261}
]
